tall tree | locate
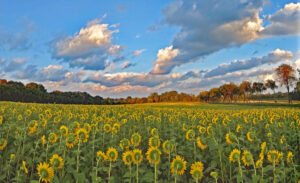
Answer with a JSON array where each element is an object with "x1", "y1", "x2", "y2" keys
[
  {"x1": 265, "y1": 79, "x2": 278, "y2": 94},
  {"x1": 239, "y1": 81, "x2": 251, "y2": 102},
  {"x1": 275, "y1": 64, "x2": 296, "y2": 104},
  {"x1": 219, "y1": 83, "x2": 239, "y2": 103}
]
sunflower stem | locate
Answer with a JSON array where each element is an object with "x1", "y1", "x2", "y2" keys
[
  {"x1": 129, "y1": 164, "x2": 132, "y2": 183},
  {"x1": 76, "y1": 141, "x2": 81, "y2": 183},
  {"x1": 136, "y1": 163, "x2": 139, "y2": 183},
  {"x1": 174, "y1": 175, "x2": 176, "y2": 183},
  {"x1": 45, "y1": 142, "x2": 49, "y2": 162},
  {"x1": 154, "y1": 164, "x2": 157, "y2": 183},
  {"x1": 272, "y1": 161, "x2": 276, "y2": 183},
  {"x1": 108, "y1": 161, "x2": 112, "y2": 183},
  {"x1": 95, "y1": 159, "x2": 99, "y2": 182},
  {"x1": 238, "y1": 158, "x2": 244, "y2": 183}
]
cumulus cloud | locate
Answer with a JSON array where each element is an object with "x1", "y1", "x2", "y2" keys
[
  {"x1": 133, "y1": 49, "x2": 146, "y2": 56},
  {"x1": 52, "y1": 18, "x2": 123, "y2": 70},
  {"x1": 151, "y1": 45, "x2": 179, "y2": 74},
  {"x1": 204, "y1": 49, "x2": 294, "y2": 78},
  {"x1": 85, "y1": 72, "x2": 170, "y2": 87},
  {"x1": 262, "y1": 3, "x2": 300, "y2": 37},
  {"x1": 149, "y1": 1, "x2": 299, "y2": 74}
]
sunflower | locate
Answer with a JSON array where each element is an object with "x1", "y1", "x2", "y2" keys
[
  {"x1": 186, "y1": 129, "x2": 195, "y2": 141},
  {"x1": 225, "y1": 132, "x2": 235, "y2": 144},
  {"x1": 76, "y1": 128, "x2": 89, "y2": 143},
  {"x1": 256, "y1": 159, "x2": 263, "y2": 168},
  {"x1": 190, "y1": 161, "x2": 204, "y2": 180},
  {"x1": 171, "y1": 156, "x2": 187, "y2": 175},
  {"x1": 131, "y1": 132, "x2": 141, "y2": 147},
  {"x1": 83, "y1": 123, "x2": 91, "y2": 133},
  {"x1": 37, "y1": 162, "x2": 54, "y2": 183},
  {"x1": 149, "y1": 136, "x2": 161, "y2": 148},
  {"x1": 120, "y1": 138, "x2": 130, "y2": 150},
  {"x1": 66, "y1": 133, "x2": 77, "y2": 148},
  {"x1": 0, "y1": 116, "x2": 2, "y2": 125},
  {"x1": 196, "y1": 137, "x2": 207, "y2": 150},
  {"x1": 103, "y1": 124, "x2": 111, "y2": 133},
  {"x1": 198, "y1": 126, "x2": 206, "y2": 134},
  {"x1": 41, "y1": 135, "x2": 46, "y2": 147},
  {"x1": 59, "y1": 125, "x2": 68, "y2": 136},
  {"x1": 18, "y1": 114, "x2": 23, "y2": 121},
  {"x1": 206, "y1": 126, "x2": 212, "y2": 135},
  {"x1": 10, "y1": 154, "x2": 16, "y2": 161},
  {"x1": 229, "y1": 149, "x2": 240, "y2": 162},
  {"x1": 0, "y1": 138, "x2": 7, "y2": 150},
  {"x1": 261, "y1": 142, "x2": 266, "y2": 152},
  {"x1": 287, "y1": 151, "x2": 293, "y2": 163},
  {"x1": 267, "y1": 150, "x2": 281, "y2": 163},
  {"x1": 96, "y1": 151, "x2": 107, "y2": 162},
  {"x1": 236, "y1": 125, "x2": 242, "y2": 133},
  {"x1": 50, "y1": 154, "x2": 64, "y2": 169},
  {"x1": 25, "y1": 109, "x2": 32, "y2": 117},
  {"x1": 22, "y1": 161, "x2": 28, "y2": 174},
  {"x1": 48, "y1": 133, "x2": 57, "y2": 143},
  {"x1": 106, "y1": 147, "x2": 118, "y2": 162},
  {"x1": 132, "y1": 149, "x2": 143, "y2": 164},
  {"x1": 162, "y1": 140, "x2": 174, "y2": 154},
  {"x1": 280, "y1": 135, "x2": 284, "y2": 144},
  {"x1": 267, "y1": 132, "x2": 272, "y2": 137},
  {"x1": 112, "y1": 123, "x2": 120, "y2": 134},
  {"x1": 210, "y1": 171, "x2": 218, "y2": 179},
  {"x1": 28, "y1": 120, "x2": 38, "y2": 134},
  {"x1": 122, "y1": 151, "x2": 133, "y2": 166},
  {"x1": 146, "y1": 147, "x2": 161, "y2": 165},
  {"x1": 72, "y1": 121, "x2": 80, "y2": 132},
  {"x1": 151, "y1": 128, "x2": 159, "y2": 136},
  {"x1": 242, "y1": 150, "x2": 253, "y2": 166},
  {"x1": 247, "y1": 132, "x2": 254, "y2": 142}
]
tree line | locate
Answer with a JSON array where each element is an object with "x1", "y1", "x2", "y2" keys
[{"x1": 0, "y1": 64, "x2": 299, "y2": 105}]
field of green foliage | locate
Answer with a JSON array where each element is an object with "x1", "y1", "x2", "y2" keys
[{"x1": 0, "y1": 102, "x2": 299, "y2": 183}]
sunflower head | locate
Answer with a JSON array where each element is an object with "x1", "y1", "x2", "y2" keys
[
  {"x1": 132, "y1": 149, "x2": 143, "y2": 164},
  {"x1": 207, "y1": 126, "x2": 212, "y2": 135},
  {"x1": 66, "y1": 133, "x2": 77, "y2": 148},
  {"x1": 59, "y1": 125, "x2": 68, "y2": 136},
  {"x1": 162, "y1": 140, "x2": 174, "y2": 154},
  {"x1": 146, "y1": 147, "x2": 161, "y2": 165},
  {"x1": 83, "y1": 123, "x2": 91, "y2": 133},
  {"x1": 196, "y1": 137, "x2": 207, "y2": 150},
  {"x1": 96, "y1": 151, "x2": 107, "y2": 162},
  {"x1": 242, "y1": 150, "x2": 253, "y2": 166},
  {"x1": 287, "y1": 151, "x2": 293, "y2": 163},
  {"x1": 106, "y1": 147, "x2": 118, "y2": 162},
  {"x1": 22, "y1": 161, "x2": 28, "y2": 174},
  {"x1": 186, "y1": 129, "x2": 195, "y2": 141},
  {"x1": 120, "y1": 138, "x2": 130, "y2": 150},
  {"x1": 171, "y1": 155, "x2": 187, "y2": 175},
  {"x1": 112, "y1": 123, "x2": 120, "y2": 134},
  {"x1": 247, "y1": 132, "x2": 254, "y2": 142},
  {"x1": 0, "y1": 138, "x2": 7, "y2": 150},
  {"x1": 210, "y1": 171, "x2": 218, "y2": 179},
  {"x1": 50, "y1": 154, "x2": 64, "y2": 169},
  {"x1": 267, "y1": 150, "x2": 281, "y2": 163},
  {"x1": 190, "y1": 161, "x2": 204, "y2": 180},
  {"x1": 131, "y1": 132, "x2": 141, "y2": 147},
  {"x1": 37, "y1": 162, "x2": 54, "y2": 183},
  {"x1": 103, "y1": 124, "x2": 111, "y2": 133},
  {"x1": 225, "y1": 132, "x2": 236, "y2": 144},
  {"x1": 229, "y1": 149, "x2": 240, "y2": 163},
  {"x1": 48, "y1": 133, "x2": 57, "y2": 143},
  {"x1": 198, "y1": 126, "x2": 206, "y2": 134},
  {"x1": 149, "y1": 136, "x2": 160, "y2": 148},
  {"x1": 256, "y1": 159, "x2": 263, "y2": 168},
  {"x1": 76, "y1": 128, "x2": 89, "y2": 143},
  {"x1": 151, "y1": 128, "x2": 159, "y2": 136},
  {"x1": 122, "y1": 151, "x2": 133, "y2": 166}
]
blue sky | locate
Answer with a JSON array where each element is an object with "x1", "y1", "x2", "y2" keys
[{"x1": 0, "y1": 0, "x2": 299, "y2": 97}]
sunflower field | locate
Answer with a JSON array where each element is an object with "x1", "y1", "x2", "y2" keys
[{"x1": 0, "y1": 102, "x2": 299, "y2": 183}]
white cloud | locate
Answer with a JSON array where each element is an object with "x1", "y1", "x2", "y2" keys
[
  {"x1": 262, "y1": 3, "x2": 300, "y2": 36},
  {"x1": 151, "y1": 45, "x2": 179, "y2": 74},
  {"x1": 52, "y1": 19, "x2": 124, "y2": 70}
]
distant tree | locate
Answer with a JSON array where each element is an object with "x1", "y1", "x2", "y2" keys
[
  {"x1": 275, "y1": 64, "x2": 296, "y2": 104},
  {"x1": 198, "y1": 91, "x2": 210, "y2": 102},
  {"x1": 0, "y1": 79, "x2": 7, "y2": 85},
  {"x1": 209, "y1": 88, "x2": 221, "y2": 102},
  {"x1": 265, "y1": 79, "x2": 278, "y2": 94},
  {"x1": 219, "y1": 83, "x2": 239, "y2": 103},
  {"x1": 239, "y1": 81, "x2": 251, "y2": 102}
]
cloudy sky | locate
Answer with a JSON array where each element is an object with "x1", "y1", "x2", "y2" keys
[{"x1": 0, "y1": 0, "x2": 299, "y2": 97}]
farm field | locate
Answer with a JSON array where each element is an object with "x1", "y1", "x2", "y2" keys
[{"x1": 0, "y1": 102, "x2": 299, "y2": 183}]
